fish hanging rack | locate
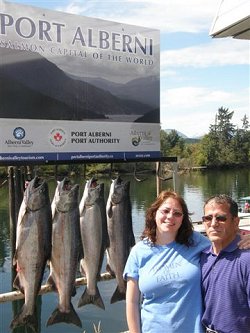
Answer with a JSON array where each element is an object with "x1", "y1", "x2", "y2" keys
[
  {"x1": 0, "y1": 273, "x2": 114, "y2": 304},
  {"x1": 1, "y1": 157, "x2": 178, "y2": 304},
  {"x1": 1, "y1": 156, "x2": 177, "y2": 166}
]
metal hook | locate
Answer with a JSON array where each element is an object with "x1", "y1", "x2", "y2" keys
[
  {"x1": 156, "y1": 162, "x2": 173, "y2": 181},
  {"x1": 133, "y1": 163, "x2": 147, "y2": 182}
]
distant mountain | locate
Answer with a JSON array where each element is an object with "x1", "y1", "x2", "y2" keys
[
  {"x1": 163, "y1": 129, "x2": 188, "y2": 138},
  {"x1": 184, "y1": 138, "x2": 201, "y2": 143},
  {"x1": 0, "y1": 47, "x2": 158, "y2": 122},
  {"x1": 0, "y1": 71, "x2": 78, "y2": 120},
  {"x1": 79, "y1": 75, "x2": 159, "y2": 108},
  {"x1": 162, "y1": 129, "x2": 203, "y2": 142}
]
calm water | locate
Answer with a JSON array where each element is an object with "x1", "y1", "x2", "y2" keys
[{"x1": 0, "y1": 168, "x2": 249, "y2": 333}]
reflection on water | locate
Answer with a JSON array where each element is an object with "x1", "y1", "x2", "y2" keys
[{"x1": 0, "y1": 168, "x2": 249, "y2": 332}]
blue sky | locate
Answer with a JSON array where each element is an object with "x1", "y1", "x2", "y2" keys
[{"x1": 6, "y1": 0, "x2": 249, "y2": 137}]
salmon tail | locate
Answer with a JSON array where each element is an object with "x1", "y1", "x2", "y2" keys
[
  {"x1": 10, "y1": 306, "x2": 38, "y2": 333},
  {"x1": 110, "y1": 286, "x2": 126, "y2": 304},
  {"x1": 46, "y1": 303, "x2": 82, "y2": 328},
  {"x1": 78, "y1": 287, "x2": 105, "y2": 310}
]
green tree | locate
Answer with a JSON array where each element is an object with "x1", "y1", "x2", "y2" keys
[
  {"x1": 231, "y1": 116, "x2": 250, "y2": 163},
  {"x1": 198, "y1": 107, "x2": 249, "y2": 166},
  {"x1": 160, "y1": 107, "x2": 249, "y2": 168},
  {"x1": 160, "y1": 129, "x2": 184, "y2": 157},
  {"x1": 215, "y1": 106, "x2": 236, "y2": 140}
]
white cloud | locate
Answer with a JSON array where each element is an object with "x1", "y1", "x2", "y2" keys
[
  {"x1": 56, "y1": 3, "x2": 85, "y2": 15},
  {"x1": 161, "y1": 39, "x2": 249, "y2": 68},
  {"x1": 160, "y1": 110, "x2": 215, "y2": 137},
  {"x1": 57, "y1": 0, "x2": 220, "y2": 33},
  {"x1": 162, "y1": 87, "x2": 231, "y2": 110},
  {"x1": 160, "y1": 86, "x2": 249, "y2": 137}
]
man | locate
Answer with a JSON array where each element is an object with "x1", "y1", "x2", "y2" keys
[{"x1": 201, "y1": 194, "x2": 250, "y2": 333}]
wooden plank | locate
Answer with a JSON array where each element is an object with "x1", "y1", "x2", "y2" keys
[{"x1": 0, "y1": 272, "x2": 114, "y2": 303}]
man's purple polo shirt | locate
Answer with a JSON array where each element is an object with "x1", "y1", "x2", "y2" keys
[{"x1": 201, "y1": 235, "x2": 250, "y2": 333}]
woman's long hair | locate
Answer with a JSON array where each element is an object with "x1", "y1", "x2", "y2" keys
[{"x1": 141, "y1": 191, "x2": 194, "y2": 246}]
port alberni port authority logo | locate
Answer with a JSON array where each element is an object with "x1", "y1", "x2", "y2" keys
[{"x1": 49, "y1": 128, "x2": 67, "y2": 147}]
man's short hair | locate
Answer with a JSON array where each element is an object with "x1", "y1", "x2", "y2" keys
[{"x1": 204, "y1": 194, "x2": 238, "y2": 217}]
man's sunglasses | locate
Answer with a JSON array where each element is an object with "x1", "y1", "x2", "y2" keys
[{"x1": 202, "y1": 215, "x2": 227, "y2": 223}]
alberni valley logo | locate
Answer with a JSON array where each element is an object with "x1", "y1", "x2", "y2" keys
[
  {"x1": 5, "y1": 127, "x2": 33, "y2": 147},
  {"x1": 13, "y1": 127, "x2": 25, "y2": 140}
]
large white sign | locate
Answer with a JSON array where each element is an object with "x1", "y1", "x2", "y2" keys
[{"x1": 0, "y1": 1, "x2": 160, "y2": 164}]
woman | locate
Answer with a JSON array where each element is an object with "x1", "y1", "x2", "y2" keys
[{"x1": 123, "y1": 191, "x2": 211, "y2": 333}]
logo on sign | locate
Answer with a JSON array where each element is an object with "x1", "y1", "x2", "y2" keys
[
  {"x1": 13, "y1": 127, "x2": 25, "y2": 140},
  {"x1": 131, "y1": 136, "x2": 141, "y2": 146},
  {"x1": 4, "y1": 127, "x2": 33, "y2": 147},
  {"x1": 49, "y1": 128, "x2": 67, "y2": 147}
]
